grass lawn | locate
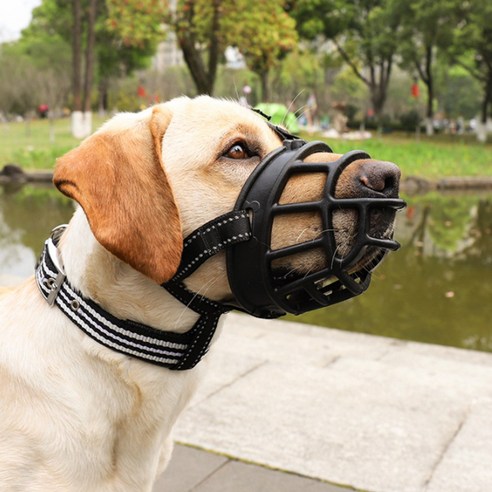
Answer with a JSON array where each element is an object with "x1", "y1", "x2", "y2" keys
[
  {"x1": 309, "y1": 131, "x2": 492, "y2": 179},
  {"x1": 1, "y1": 116, "x2": 491, "y2": 178},
  {"x1": 0, "y1": 116, "x2": 107, "y2": 171}
]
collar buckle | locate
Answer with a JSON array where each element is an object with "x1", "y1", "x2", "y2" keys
[{"x1": 44, "y1": 270, "x2": 66, "y2": 306}]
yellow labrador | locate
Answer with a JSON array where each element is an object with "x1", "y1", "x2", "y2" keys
[{"x1": 0, "y1": 96, "x2": 401, "y2": 491}]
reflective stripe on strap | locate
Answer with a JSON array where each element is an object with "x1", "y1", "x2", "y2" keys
[
  {"x1": 35, "y1": 233, "x2": 223, "y2": 370},
  {"x1": 172, "y1": 210, "x2": 251, "y2": 283}
]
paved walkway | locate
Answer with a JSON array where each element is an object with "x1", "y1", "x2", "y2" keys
[
  {"x1": 154, "y1": 444, "x2": 348, "y2": 492},
  {"x1": 163, "y1": 313, "x2": 492, "y2": 492}
]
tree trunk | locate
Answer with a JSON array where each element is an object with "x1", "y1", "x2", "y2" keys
[
  {"x1": 261, "y1": 70, "x2": 270, "y2": 101},
  {"x1": 174, "y1": 0, "x2": 221, "y2": 96},
  {"x1": 72, "y1": 0, "x2": 82, "y2": 111},
  {"x1": 425, "y1": 118, "x2": 433, "y2": 136},
  {"x1": 480, "y1": 75, "x2": 491, "y2": 125},
  {"x1": 369, "y1": 59, "x2": 392, "y2": 133},
  {"x1": 83, "y1": 0, "x2": 98, "y2": 113},
  {"x1": 370, "y1": 85, "x2": 387, "y2": 133},
  {"x1": 178, "y1": 36, "x2": 213, "y2": 95},
  {"x1": 424, "y1": 45, "x2": 434, "y2": 136},
  {"x1": 98, "y1": 78, "x2": 109, "y2": 114},
  {"x1": 477, "y1": 75, "x2": 491, "y2": 143},
  {"x1": 206, "y1": 0, "x2": 221, "y2": 95}
]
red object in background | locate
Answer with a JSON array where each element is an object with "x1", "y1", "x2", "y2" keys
[
  {"x1": 411, "y1": 83, "x2": 420, "y2": 98},
  {"x1": 137, "y1": 85, "x2": 146, "y2": 98},
  {"x1": 38, "y1": 104, "x2": 49, "y2": 118}
]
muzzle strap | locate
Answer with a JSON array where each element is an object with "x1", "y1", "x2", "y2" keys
[
  {"x1": 171, "y1": 210, "x2": 252, "y2": 283},
  {"x1": 161, "y1": 209, "x2": 251, "y2": 317}
]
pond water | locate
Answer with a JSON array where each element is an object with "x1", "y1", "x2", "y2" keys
[{"x1": 1, "y1": 184, "x2": 491, "y2": 353}]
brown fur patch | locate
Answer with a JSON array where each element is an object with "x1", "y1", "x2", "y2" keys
[{"x1": 53, "y1": 107, "x2": 183, "y2": 284}]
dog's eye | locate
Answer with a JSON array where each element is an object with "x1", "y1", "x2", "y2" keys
[{"x1": 224, "y1": 142, "x2": 250, "y2": 160}]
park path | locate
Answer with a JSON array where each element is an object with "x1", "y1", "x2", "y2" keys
[{"x1": 156, "y1": 312, "x2": 492, "y2": 492}]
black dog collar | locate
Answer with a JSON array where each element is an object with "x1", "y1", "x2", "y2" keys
[{"x1": 35, "y1": 211, "x2": 252, "y2": 371}]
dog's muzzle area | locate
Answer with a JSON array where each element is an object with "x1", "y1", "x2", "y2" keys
[
  {"x1": 223, "y1": 139, "x2": 406, "y2": 318},
  {"x1": 164, "y1": 135, "x2": 405, "y2": 323}
]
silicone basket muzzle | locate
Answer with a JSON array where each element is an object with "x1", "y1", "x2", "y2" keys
[{"x1": 226, "y1": 139, "x2": 406, "y2": 319}]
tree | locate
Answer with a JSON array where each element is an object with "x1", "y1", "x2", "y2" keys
[
  {"x1": 20, "y1": 0, "x2": 157, "y2": 135},
  {"x1": 0, "y1": 46, "x2": 38, "y2": 116},
  {"x1": 293, "y1": 0, "x2": 403, "y2": 129},
  {"x1": 0, "y1": 33, "x2": 71, "y2": 122},
  {"x1": 72, "y1": 0, "x2": 83, "y2": 112},
  {"x1": 107, "y1": 0, "x2": 223, "y2": 94},
  {"x1": 222, "y1": 0, "x2": 297, "y2": 101},
  {"x1": 397, "y1": 0, "x2": 461, "y2": 135},
  {"x1": 173, "y1": 0, "x2": 222, "y2": 95},
  {"x1": 451, "y1": 0, "x2": 492, "y2": 142},
  {"x1": 271, "y1": 48, "x2": 325, "y2": 109},
  {"x1": 21, "y1": 0, "x2": 98, "y2": 136},
  {"x1": 69, "y1": 0, "x2": 100, "y2": 137},
  {"x1": 106, "y1": 0, "x2": 297, "y2": 97},
  {"x1": 437, "y1": 64, "x2": 481, "y2": 120}
]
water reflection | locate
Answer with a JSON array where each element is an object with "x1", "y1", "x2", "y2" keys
[
  {"x1": 296, "y1": 191, "x2": 492, "y2": 352},
  {"x1": 0, "y1": 184, "x2": 74, "y2": 276},
  {"x1": 0, "y1": 184, "x2": 491, "y2": 352}
]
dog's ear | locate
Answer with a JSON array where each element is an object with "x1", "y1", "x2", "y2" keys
[{"x1": 53, "y1": 106, "x2": 183, "y2": 284}]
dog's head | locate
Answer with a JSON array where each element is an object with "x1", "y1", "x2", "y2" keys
[{"x1": 54, "y1": 96, "x2": 402, "y2": 313}]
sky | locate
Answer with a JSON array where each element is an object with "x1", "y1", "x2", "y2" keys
[{"x1": 0, "y1": 0, "x2": 42, "y2": 42}]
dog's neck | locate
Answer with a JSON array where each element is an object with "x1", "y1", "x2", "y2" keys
[{"x1": 58, "y1": 208, "x2": 201, "y2": 334}]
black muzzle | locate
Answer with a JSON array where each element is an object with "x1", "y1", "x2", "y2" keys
[
  {"x1": 165, "y1": 136, "x2": 406, "y2": 321},
  {"x1": 226, "y1": 139, "x2": 405, "y2": 318}
]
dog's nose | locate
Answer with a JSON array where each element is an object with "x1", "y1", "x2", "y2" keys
[{"x1": 358, "y1": 160, "x2": 400, "y2": 197}]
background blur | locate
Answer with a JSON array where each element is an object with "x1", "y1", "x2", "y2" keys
[{"x1": 0, "y1": 0, "x2": 491, "y2": 141}]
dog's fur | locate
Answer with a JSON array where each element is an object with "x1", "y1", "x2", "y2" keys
[{"x1": 0, "y1": 96, "x2": 399, "y2": 491}]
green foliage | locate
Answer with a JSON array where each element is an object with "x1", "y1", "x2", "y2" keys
[
  {"x1": 0, "y1": 46, "x2": 38, "y2": 115},
  {"x1": 0, "y1": 0, "x2": 158, "y2": 115},
  {"x1": 106, "y1": 0, "x2": 298, "y2": 96},
  {"x1": 436, "y1": 65, "x2": 482, "y2": 119},
  {"x1": 452, "y1": 0, "x2": 492, "y2": 74},
  {"x1": 398, "y1": 110, "x2": 420, "y2": 132},
  {"x1": 330, "y1": 65, "x2": 367, "y2": 105},
  {"x1": 105, "y1": 0, "x2": 167, "y2": 47},
  {"x1": 396, "y1": 0, "x2": 463, "y2": 121},
  {"x1": 0, "y1": 0, "x2": 488, "y2": 126},
  {"x1": 293, "y1": 0, "x2": 403, "y2": 120},
  {"x1": 222, "y1": 0, "x2": 297, "y2": 81},
  {"x1": 449, "y1": 0, "x2": 492, "y2": 123},
  {"x1": 397, "y1": 0, "x2": 460, "y2": 64}
]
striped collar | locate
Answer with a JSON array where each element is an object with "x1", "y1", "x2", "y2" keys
[{"x1": 35, "y1": 227, "x2": 228, "y2": 371}]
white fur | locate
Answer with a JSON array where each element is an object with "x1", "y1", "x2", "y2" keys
[{"x1": 0, "y1": 212, "x2": 205, "y2": 491}]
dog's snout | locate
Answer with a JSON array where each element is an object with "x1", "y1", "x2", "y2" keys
[{"x1": 358, "y1": 161, "x2": 400, "y2": 197}]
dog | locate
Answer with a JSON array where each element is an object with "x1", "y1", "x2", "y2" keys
[{"x1": 0, "y1": 96, "x2": 401, "y2": 491}]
